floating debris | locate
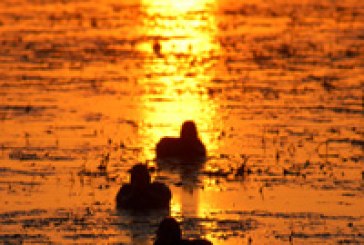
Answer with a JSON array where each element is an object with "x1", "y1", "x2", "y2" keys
[
  {"x1": 9, "y1": 150, "x2": 39, "y2": 161},
  {"x1": 235, "y1": 155, "x2": 250, "y2": 177},
  {"x1": 153, "y1": 40, "x2": 161, "y2": 56},
  {"x1": 283, "y1": 168, "x2": 300, "y2": 176}
]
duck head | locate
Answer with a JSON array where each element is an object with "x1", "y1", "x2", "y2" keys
[
  {"x1": 180, "y1": 120, "x2": 198, "y2": 140},
  {"x1": 130, "y1": 164, "x2": 151, "y2": 190},
  {"x1": 156, "y1": 217, "x2": 182, "y2": 244}
]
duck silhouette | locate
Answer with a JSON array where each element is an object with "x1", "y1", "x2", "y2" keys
[
  {"x1": 156, "y1": 121, "x2": 206, "y2": 160},
  {"x1": 116, "y1": 164, "x2": 171, "y2": 210},
  {"x1": 153, "y1": 40, "x2": 162, "y2": 56},
  {"x1": 154, "y1": 217, "x2": 212, "y2": 245}
]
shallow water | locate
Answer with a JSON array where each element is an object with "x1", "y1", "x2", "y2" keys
[{"x1": 0, "y1": 0, "x2": 363, "y2": 244}]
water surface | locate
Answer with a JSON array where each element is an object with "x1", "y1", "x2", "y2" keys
[{"x1": 0, "y1": 0, "x2": 363, "y2": 244}]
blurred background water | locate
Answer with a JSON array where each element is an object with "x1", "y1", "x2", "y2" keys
[{"x1": 0, "y1": 0, "x2": 363, "y2": 244}]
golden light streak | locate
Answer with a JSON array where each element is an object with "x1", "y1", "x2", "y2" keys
[
  {"x1": 136, "y1": 0, "x2": 221, "y2": 220},
  {"x1": 138, "y1": 0, "x2": 221, "y2": 161}
]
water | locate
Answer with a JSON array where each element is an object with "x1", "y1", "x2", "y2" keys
[{"x1": 0, "y1": 0, "x2": 363, "y2": 244}]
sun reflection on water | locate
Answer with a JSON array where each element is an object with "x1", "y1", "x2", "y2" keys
[
  {"x1": 137, "y1": 0, "x2": 221, "y2": 160},
  {"x1": 136, "y1": 0, "x2": 221, "y2": 224}
]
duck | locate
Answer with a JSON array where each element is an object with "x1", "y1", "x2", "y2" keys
[
  {"x1": 116, "y1": 164, "x2": 171, "y2": 210},
  {"x1": 156, "y1": 121, "x2": 206, "y2": 160},
  {"x1": 153, "y1": 40, "x2": 162, "y2": 56},
  {"x1": 154, "y1": 217, "x2": 212, "y2": 245}
]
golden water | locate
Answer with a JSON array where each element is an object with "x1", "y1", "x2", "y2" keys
[{"x1": 0, "y1": 0, "x2": 363, "y2": 244}]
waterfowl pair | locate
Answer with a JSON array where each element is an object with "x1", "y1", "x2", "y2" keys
[{"x1": 116, "y1": 121, "x2": 205, "y2": 210}]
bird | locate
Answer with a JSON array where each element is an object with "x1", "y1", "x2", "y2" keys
[
  {"x1": 153, "y1": 40, "x2": 162, "y2": 56},
  {"x1": 116, "y1": 164, "x2": 171, "y2": 210},
  {"x1": 154, "y1": 217, "x2": 212, "y2": 245},
  {"x1": 156, "y1": 121, "x2": 206, "y2": 161}
]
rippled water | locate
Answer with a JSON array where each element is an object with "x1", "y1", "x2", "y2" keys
[{"x1": 0, "y1": 0, "x2": 363, "y2": 244}]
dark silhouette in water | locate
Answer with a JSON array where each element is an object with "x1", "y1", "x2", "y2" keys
[
  {"x1": 153, "y1": 40, "x2": 162, "y2": 56},
  {"x1": 116, "y1": 164, "x2": 171, "y2": 210},
  {"x1": 154, "y1": 217, "x2": 212, "y2": 245},
  {"x1": 156, "y1": 121, "x2": 206, "y2": 160}
]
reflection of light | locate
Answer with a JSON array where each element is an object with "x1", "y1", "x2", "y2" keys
[
  {"x1": 138, "y1": 0, "x2": 220, "y2": 220},
  {"x1": 170, "y1": 185, "x2": 200, "y2": 217},
  {"x1": 143, "y1": 0, "x2": 210, "y2": 13},
  {"x1": 139, "y1": 0, "x2": 219, "y2": 56},
  {"x1": 171, "y1": 199, "x2": 182, "y2": 216},
  {"x1": 137, "y1": 0, "x2": 221, "y2": 162}
]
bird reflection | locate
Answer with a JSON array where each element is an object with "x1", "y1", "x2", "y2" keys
[
  {"x1": 157, "y1": 151, "x2": 206, "y2": 229},
  {"x1": 153, "y1": 39, "x2": 162, "y2": 57},
  {"x1": 116, "y1": 209, "x2": 170, "y2": 245}
]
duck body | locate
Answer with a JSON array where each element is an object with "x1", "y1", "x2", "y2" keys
[
  {"x1": 116, "y1": 182, "x2": 171, "y2": 210},
  {"x1": 116, "y1": 164, "x2": 171, "y2": 210},
  {"x1": 156, "y1": 137, "x2": 206, "y2": 160},
  {"x1": 156, "y1": 121, "x2": 207, "y2": 161}
]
